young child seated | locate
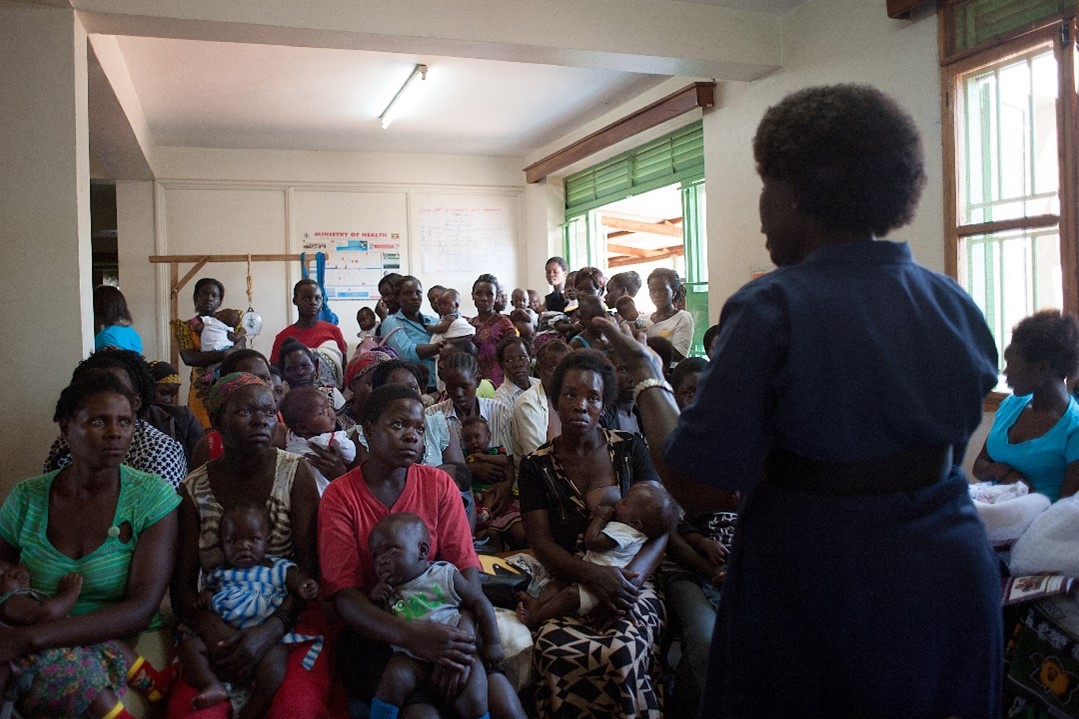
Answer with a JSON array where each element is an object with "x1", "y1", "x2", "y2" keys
[
  {"x1": 0, "y1": 560, "x2": 174, "y2": 719},
  {"x1": 615, "y1": 295, "x2": 652, "y2": 331},
  {"x1": 509, "y1": 288, "x2": 536, "y2": 340},
  {"x1": 460, "y1": 416, "x2": 520, "y2": 551},
  {"x1": 178, "y1": 505, "x2": 321, "y2": 718},
  {"x1": 279, "y1": 386, "x2": 357, "y2": 494},
  {"x1": 568, "y1": 296, "x2": 611, "y2": 352},
  {"x1": 357, "y1": 306, "x2": 380, "y2": 342},
  {"x1": 527, "y1": 289, "x2": 542, "y2": 314},
  {"x1": 427, "y1": 289, "x2": 475, "y2": 344},
  {"x1": 516, "y1": 482, "x2": 676, "y2": 628},
  {"x1": 367, "y1": 512, "x2": 504, "y2": 719}
]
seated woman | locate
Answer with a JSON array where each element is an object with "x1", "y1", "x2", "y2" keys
[
  {"x1": 318, "y1": 384, "x2": 525, "y2": 718},
  {"x1": 0, "y1": 370, "x2": 180, "y2": 719},
  {"x1": 337, "y1": 350, "x2": 396, "y2": 434},
  {"x1": 278, "y1": 338, "x2": 346, "y2": 411},
  {"x1": 428, "y1": 351, "x2": 514, "y2": 529},
  {"x1": 168, "y1": 372, "x2": 335, "y2": 719},
  {"x1": 44, "y1": 349, "x2": 188, "y2": 487},
  {"x1": 973, "y1": 309, "x2": 1079, "y2": 502},
  {"x1": 188, "y1": 349, "x2": 286, "y2": 468},
  {"x1": 517, "y1": 349, "x2": 667, "y2": 717},
  {"x1": 94, "y1": 284, "x2": 143, "y2": 354},
  {"x1": 491, "y1": 336, "x2": 539, "y2": 411}
]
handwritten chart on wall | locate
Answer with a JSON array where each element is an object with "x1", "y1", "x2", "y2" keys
[{"x1": 418, "y1": 203, "x2": 516, "y2": 275}]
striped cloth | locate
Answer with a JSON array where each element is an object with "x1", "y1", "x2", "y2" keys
[{"x1": 205, "y1": 556, "x2": 323, "y2": 670}]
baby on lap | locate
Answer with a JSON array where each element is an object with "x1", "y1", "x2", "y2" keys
[
  {"x1": 280, "y1": 386, "x2": 357, "y2": 494},
  {"x1": 367, "y1": 512, "x2": 504, "y2": 719},
  {"x1": 178, "y1": 505, "x2": 320, "y2": 719},
  {"x1": 516, "y1": 482, "x2": 676, "y2": 628}
]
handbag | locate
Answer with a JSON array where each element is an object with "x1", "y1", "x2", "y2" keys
[{"x1": 479, "y1": 563, "x2": 531, "y2": 610}]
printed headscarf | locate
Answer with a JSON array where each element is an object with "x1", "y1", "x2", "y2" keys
[
  {"x1": 345, "y1": 350, "x2": 395, "y2": 389},
  {"x1": 204, "y1": 372, "x2": 269, "y2": 423},
  {"x1": 149, "y1": 360, "x2": 181, "y2": 384}
]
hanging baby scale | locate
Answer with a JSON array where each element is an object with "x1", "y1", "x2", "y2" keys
[{"x1": 240, "y1": 254, "x2": 263, "y2": 337}]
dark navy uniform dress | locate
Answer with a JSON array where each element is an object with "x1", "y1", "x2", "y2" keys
[{"x1": 665, "y1": 240, "x2": 1001, "y2": 718}]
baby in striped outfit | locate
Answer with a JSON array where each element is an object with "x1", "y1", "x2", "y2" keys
[{"x1": 178, "y1": 505, "x2": 320, "y2": 719}]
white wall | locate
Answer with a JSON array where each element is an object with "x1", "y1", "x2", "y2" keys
[
  {"x1": 119, "y1": 148, "x2": 526, "y2": 390},
  {"x1": 703, "y1": 0, "x2": 943, "y2": 311},
  {"x1": 0, "y1": 5, "x2": 93, "y2": 500}
]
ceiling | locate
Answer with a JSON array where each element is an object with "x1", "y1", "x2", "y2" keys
[{"x1": 87, "y1": 0, "x2": 809, "y2": 173}]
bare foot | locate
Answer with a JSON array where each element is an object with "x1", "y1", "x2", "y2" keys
[
  {"x1": 516, "y1": 591, "x2": 541, "y2": 629},
  {"x1": 191, "y1": 683, "x2": 229, "y2": 709}
]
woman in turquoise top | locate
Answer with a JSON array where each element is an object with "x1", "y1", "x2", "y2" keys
[
  {"x1": 94, "y1": 285, "x2": 144, "y2": 354},
  {"x1": 974, "y1": 310, "x2": 1079, "y2": 501},
  {"x1": 0, "y1": 369, "x2": 180, "y2": 717}
]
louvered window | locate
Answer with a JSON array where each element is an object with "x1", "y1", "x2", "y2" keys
[{"x1": 564, "y1": 122, "x2": 704, "y2": 216}]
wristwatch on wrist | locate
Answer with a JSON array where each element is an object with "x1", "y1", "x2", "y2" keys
[{"x1": 633, "y1": 377, "x2": 674, "y2": 403}]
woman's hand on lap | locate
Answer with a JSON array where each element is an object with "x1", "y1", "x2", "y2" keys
[
  {"x1": 468, "y1": 460, "x2": 504, "y2": 485},
  {"x1": 407, "y1": 621, "x2": 476, "y2": 671},
  {"x1": 209, "y1": 621, "x2": 282, "y2": 682},
  {"x1": 431, "y1": 660, "x2": 471, "y2": 703},
  {"x1": 583, "y1": 565, "x2": 640, "y2": 615},
  {"x1": 483, "y1": 479, "x2": 514, "y2": 514}
]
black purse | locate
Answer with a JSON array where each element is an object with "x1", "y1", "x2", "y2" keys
[{"x1": 479, "y1": 564, "x2": 530, "y2": 609}]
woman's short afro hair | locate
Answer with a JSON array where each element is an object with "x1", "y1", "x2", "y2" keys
[
  {"x1": 1010, "y1": 309, "x2": 1079, "y2": 380},
  {"x1": 753, "y1": 84, "x2": 926, "y2": 237},
  {"x1": 548, "y1": 349, "x2": 618, "y2": 410}
]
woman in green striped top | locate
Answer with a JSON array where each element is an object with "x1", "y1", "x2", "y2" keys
[{"x1": 0, "y1": 369, "x2": 181, "y2": 717}]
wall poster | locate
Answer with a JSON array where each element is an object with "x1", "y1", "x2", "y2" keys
[{"x1": 301, "y1": 231, "x2": 401, "y2": 300}]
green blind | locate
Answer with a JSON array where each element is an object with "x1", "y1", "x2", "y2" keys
[
  {"x1": 564, "y1": 122, "x2": 705, "y2": 216},
  {"x1": 952, "y1": 0, "x2": 1074, "y2": 53}
]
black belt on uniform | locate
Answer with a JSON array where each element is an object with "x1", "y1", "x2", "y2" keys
[{"x1": 764, "y1": 444, "x2": 953, "y2": 496}]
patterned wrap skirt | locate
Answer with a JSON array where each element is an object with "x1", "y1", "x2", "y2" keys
[
  {"x1": 531, "y1": 580, "x2": 665, "y2": 718},
  {"x1": 13, "y1": 639, "x2": 128, "y2": 718}
]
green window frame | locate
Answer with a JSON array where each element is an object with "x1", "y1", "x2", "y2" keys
[{"x1": 561, "y1": 121, "x2": 711, "y2": 355}]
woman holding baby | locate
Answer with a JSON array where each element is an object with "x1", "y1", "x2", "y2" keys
[
  {"x1": 517, "y1": 349, "x2": 668, "y2": 717},
  {"x1": 168, "y1": 371, "x2": 335, "y2": 718},
  {"x1": 319, "y1": 383, "x2": 524, "y2": 718}
]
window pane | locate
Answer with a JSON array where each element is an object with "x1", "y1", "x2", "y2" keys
[
  {"x1": 957, "y1": 46, "x2": 1059, "y2": 225},
  {"x1": 959, "y1": 227, "x2": 1063, "y2": 368}
]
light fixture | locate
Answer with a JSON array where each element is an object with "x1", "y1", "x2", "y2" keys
[{"x1": 379, "y1": 64, "x2": 428, "y2": 130}]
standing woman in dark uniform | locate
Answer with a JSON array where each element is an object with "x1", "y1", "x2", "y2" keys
[{"x1": 603, "y1": 85, "x2": 1002, "y2": 718}]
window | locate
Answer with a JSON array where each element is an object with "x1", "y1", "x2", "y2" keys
[
  {"x1": 942, "y1": 1, "x2": 1078, "y2": 377},
  {"x1": 562, "y1": 122, "x2": 711, "y2": 355}
]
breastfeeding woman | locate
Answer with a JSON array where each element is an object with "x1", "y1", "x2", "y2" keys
[{"x1": 517, "y1": 350, "x2": 667, "y2": 717}]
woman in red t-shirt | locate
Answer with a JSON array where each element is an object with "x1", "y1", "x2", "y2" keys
[{"x1": 318, "y1": 384, "x2": 524, "y2": 718}]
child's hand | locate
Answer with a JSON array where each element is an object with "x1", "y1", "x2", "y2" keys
[
  {"x1": 481, "y1": 640, "x2": 505, "y2": 669},
  {"x1": 197, "y1": 589, "x2": 215, "y2": 611},
  {"x1": 56, "y1": 573, "x2": 83, "y2": 596},
  {"x1": 298, "y1": 578, "x2": 319, "y2": 600},
  {"x1": 369, "y1": 581, "x2": 394, "y2": 605},
  {"x1": 695, "y1": 537, "x2": 729, "y2": 567},
  {"x1": 591, "y1": 505, "x2": 615, "y2": 523}
]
